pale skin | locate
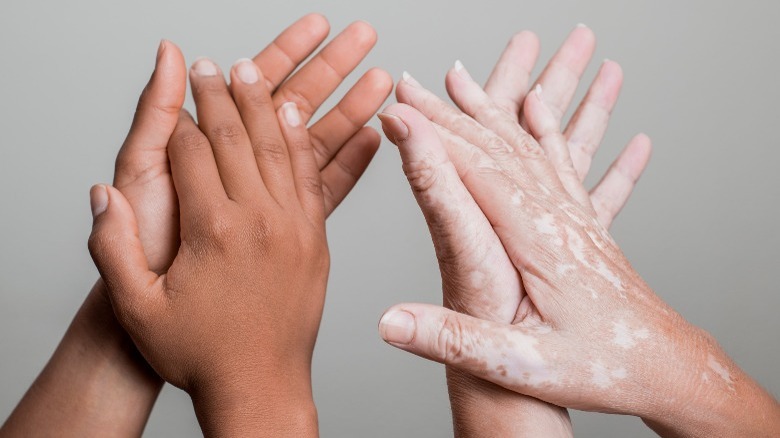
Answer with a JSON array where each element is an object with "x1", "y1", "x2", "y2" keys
[
  {"x1": 378, "y1": 59, "x2": 780, "y2": 437},
  {"x1": 384, "y1": 25, "x2": 653, "y2": 438},
  {"x1": 1, "y1": 14, "x2": 392, "y2": 436}
]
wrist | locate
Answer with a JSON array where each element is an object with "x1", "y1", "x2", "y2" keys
[
  {"x1": 447, "y1": 367, "x2": 572, "y2": 438},
  {"x1": 191, "y1": 369, "x2": 318, "y2": 437},
  {"x1": 639, "y1": 325, "x2": 780, "y2": 437}
]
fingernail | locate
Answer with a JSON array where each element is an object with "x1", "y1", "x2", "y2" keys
[
  {"x1": 377, "y1": 113, "x2": 409, "y2": 142},
  {"x1": 234, "y1": 58, "x2": 258, "y2": 84},
  {"x1": 192, "y1": 57, "x2": 218, "y2": 77},
  {"x1": 156, "y1": 40, "x2": 166, "y2": 63},
  {"x1": 576, "y1": 23, "x2": 588, "y2": 28},
  {"x1": 454, "y1": 60, "x2": 473, "y2": 82},
  {"x1": 379, "y1": 310, "x2": 416, "y2": 345},
  {"x1": 90, "y1": 185, "x2": 109, "y2": 218},
  {"x1": 402, "y1": 71, "x2": 422, "y2": 88},
  {"x1": 281, "y1": 102, "x2": 301, "y2": 127},
  {"x1": 535, "y1": 83, "x2": 543, "y2": 97}
]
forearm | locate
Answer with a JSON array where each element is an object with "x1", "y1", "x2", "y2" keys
[
  {"x1": 641, "y1": 327, "x2": 780, "y2": 437},
  {"x1": 1, "y1": 280, "x2": 162, "y2": 436},
  {"x1": 447, "y1": 368, "x2": 572, "y2": 438}
]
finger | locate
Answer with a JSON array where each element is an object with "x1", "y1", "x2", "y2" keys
[
  {"x1": 483, "y1": 31, "x2": 541, "y2": 120},
  {"x1": 308, "y1": 68, "x2": 393, "y2": 168},
  {"x1": 590, "y1": 134, "x2": 652, "y2": 228},
  {"x1": 273, "y1": 21, "x2": 378, "y2": 123},
  {"x1": 167, "y1": 111, "x2": 227, "y2": 217},
  {"x1": 88, "y1": 185, "x2": 161, "y2": 325},
  {"x1": 520, "y1": 24, "x2": 596, "y2": 126},
  {"x1": 230, "y1": 64, "x2": 296, "y2": 205},
  {"x1": 320, "y1": 127, "x2": 380, "y2": 217},
  {"x1": 564, "y1": 60, "x2": 624, "y2": 181},
  {"x1": 378, "y1": 303, "x2": 558, "y2": 393},
  {"x1": 252, "y1": 13, "x2": 331, "y2": 92},
  {"x1": 115, "y1": 40, "x2": 186, "y2": 187},
  {"x1": 443, "y1": 63, "x2": 565, "y2": 194},
  {"x1": 189, "y1": 58, "x2": 262, "y2": 201},
  {"x1": 278, "y1": 102, "x2": 325, "y2": 224},
  {"x1": 379, "y1": 104, "x2": 521, "y2": 320},
  {"x1": 523, "y1": 84, "x2": 593, "y2": 212}
]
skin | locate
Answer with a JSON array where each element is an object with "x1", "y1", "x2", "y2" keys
[
  {"x1": 377, "y1": 58, "x2": 780, "y2": 436},
  {"x1": 387, "y1": 26, "x2": 652, "y2": 437},
  {"x1": 1, "y1": 14, "x2": 391, "y2": 436},
  {"x1": 87, "y1": 56, "x2": 333, "y2": 435}
]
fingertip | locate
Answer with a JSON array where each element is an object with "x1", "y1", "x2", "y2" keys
[
  {"x1": 570, "y1": 22, "x2": 597, "y2": 45},
  {"x1": 365, "y1": 67, "x2": 394, "y2": 95},
  {"x1": 348, "y1": 20, "x2": 378, "y2": 46},
  {"x1": 302, "y1": 12, "x2": 330, "y2": 35},
  {"x1": 90, "y1": 184, "x2": 109, "y2": 218},
  {"x1": 377, "y1": 112, "x2": 409, "y2": 143},
  {"x1": 379, "y1": 306, "x2": 417, "y2": 345},
  {"x1": 509, "y1": 30, "x2": 540, "y2": 52}
]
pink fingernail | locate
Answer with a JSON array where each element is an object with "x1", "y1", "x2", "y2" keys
[
  {"x1": 379, "y1": 310, "x2": 416, "y2": 345},
  {"x1": 90, "y1": 185, "x2": 108, "y2": 218},
  {"x1": 234, "y1": 58, "x2": 258, "y2": 84},
  {"x1": 402, "y1": 71, "x2": 422, "y2": 88},
  {"x1": 377, "y1": 113, "x2": 410, "y2": 142},
  {"x1": 192, "y1": 57, "x2": 218, "y2": 77},
  {"x1": 454, "y1": 60, "x2": 474, "y2": 82},
  {"x1": 281, "y1": 102, "x2": 301, "y2": 127}
]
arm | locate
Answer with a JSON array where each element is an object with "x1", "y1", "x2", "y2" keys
[
  {"x1": 87, "y1": 57, "x2": 331, "y2": 436},
  {"x1": 378, "y1": 61, "x2": 780, "y2": 437},
  {"x1": 2, "y1": 14, "x2": 391, "y2": 436}
]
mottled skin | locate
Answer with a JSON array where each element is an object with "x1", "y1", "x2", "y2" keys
[
  {"x1": 378, "y1": 56, "x2": 780, "y2": 437},
  {"x1": 385, "y1": 26, "x2": 652, "y2": 437}
]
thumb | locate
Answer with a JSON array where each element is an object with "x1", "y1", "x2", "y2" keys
[
  {"x1": 379, "y1": 303, "x2": 558, "y2": 392},
  {"x1": 88, "y1": 184, "x2": 160, "y2": 323},
  {"x1": 115, "y1": 40, "x2": 187, "y2": 185}
]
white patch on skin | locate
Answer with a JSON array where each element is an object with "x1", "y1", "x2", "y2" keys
[
  {"x1": 534, "y1": 214, "x2": 563, "y2": 246},
  {"x1": 565, "y1": 226, "x2": 626, "y2": 294},
  {"x1": 612, "y1": 320, "x2": 650, "y2": 349},
  {"x1": 707, "y1": 354, "x2": 733, "y2": 386},
  {"x1": 510, "y1": 190, "x2": 524, "y2": 206},
  {"x1": 590, "y1": 360, "x2": 628, "y2": 388},
  {"x1": 701, "y1": 372, "x2": 710, "y2": 383},
  {"x1": 484, "y1": 330, "x2": 559, "y2": 387},
  {"x1": 556, "y1": 263, "x2": 575, "y2": 276},
  {"x1": 469, "y1": 270, "x2": 486, "y2": 290},
  {"x1": 538, "y1": 183, "x2": 551, "y2": 196}
]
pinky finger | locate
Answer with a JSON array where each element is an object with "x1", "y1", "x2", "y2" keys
[
  {"x1": 589, "y1": 134, "x2": 652, "y2": 228},
  {"x1": 320, "y1": 126, "x2": 381, "y2": 217},
  {"x1": 278, "y1": 101, "x2": 325, "y2": 224}
]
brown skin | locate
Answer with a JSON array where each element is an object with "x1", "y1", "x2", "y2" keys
[
  {"x1": 378, "y1": 61, "x2": 780, "y2": 437},
  {"x1": 2, "y1": 14, "x2": 391, "y2": 437},
  {"x1": 87, "y1": 57, "x2": 334, "y2": 436}
]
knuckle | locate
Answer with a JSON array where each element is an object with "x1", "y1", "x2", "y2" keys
[
  {"x1": 251, "y1": 135, "x2": 287, "y2": 164},
  {"x1": 436, "y1": 314, "x2": 470, "y2": 363},
  {"x1": 172, "y1": 132, "x2": 209, "y2": 153},
  {"x1": 192, "y1": 80, "x2": 227, "y2": 98},
  {"x1": 276, "y1": 87, "x2": 314, "y2": 119},
  {"x1": 402, "y1": 154, "x2": 443, "y2": 193},
  {"x1": 300, "y1": 176, "x2": 323, "y2": 197},
  {"x1": 208, "y1": 122, "x2": 244, "y2": 147}
]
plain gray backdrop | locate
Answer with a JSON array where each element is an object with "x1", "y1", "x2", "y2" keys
[{"x1": 1, "y1": 0, "x2": 778, "y2": 436}]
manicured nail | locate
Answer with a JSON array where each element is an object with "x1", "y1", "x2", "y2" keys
[
  {"x1": 90, "y1": 185, "x2": 108, "y2": 218},
  {"x1": 402, "y1": 71, "x2": 422, "y2": 88},
  {"x1": 281, "y1": 102, "x2": 301, "y2": 127},
  {"x1": 377, "y1": 113, "x2": 409, "y2": 142},
  {"x1": 454, "y1": 60, "x2": 473, "y2": 81},
  {"x1": 535, "y1": 83, "x2": 543, "y2": 97},
  {"x1": 234, "y1": 58, "x2": 258, "y2": 84},
  {"x1": 379, "y1": 310, "x2": 416, "y2": 345},
  {"x1": 192, "y1": 57, "x2": 218, "y2": 77},
  {"x1": 156, "y1": 40, "x2": 166, "y2": 63},
  {"x1": 576, "y1": 23, "x2": 588, "y2": 28}
]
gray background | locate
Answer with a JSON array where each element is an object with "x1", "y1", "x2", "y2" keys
[{"x1": 1, "y1": 0, "x2": 778, "y2": 436}]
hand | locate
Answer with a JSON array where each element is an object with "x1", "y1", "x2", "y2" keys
[
  {"x1": 378, "y1": 60, "x2": 779, "y2": 436},
  {"x1": 1, "y1": 14, "x2": 391, "y2": 436},
  {"x1": 89, "y1": 58, "x2": 330, "y2": 436},
  {"x1": 382, "y1": 25, "x2": 650, "y2": 437}
]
